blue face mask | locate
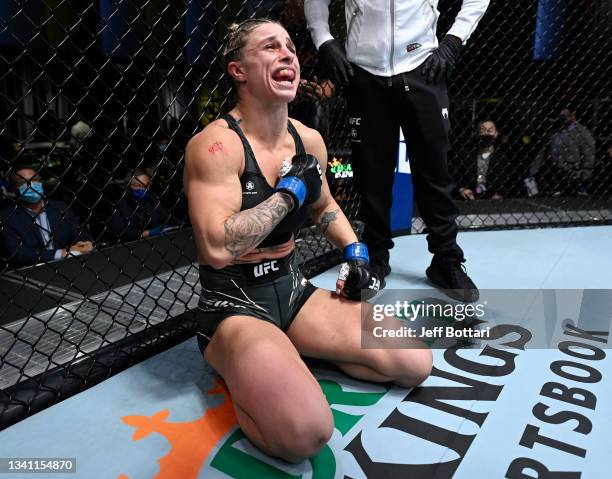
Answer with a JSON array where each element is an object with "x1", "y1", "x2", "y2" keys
[
  {"x1": 131, "y1": 188, "x2": 149, "y2": 201},
  {"x1": 18, "y1": 182, "x2": 45, "y2": 203}
]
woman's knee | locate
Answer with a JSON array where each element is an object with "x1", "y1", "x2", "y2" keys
[
  {"x1": 374, "y1": 348, "x2": 433, "y2": 387},
  {"x1": 396, "y1": 348, "x2": 433, "y2": 387},
  {"x1": 267, "y1": 405, "x2": 334, "y2": 463}
]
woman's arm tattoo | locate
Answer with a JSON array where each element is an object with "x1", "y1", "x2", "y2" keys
[
  {"x1": 317, "y1": 207, "x2": 340, "y2": 234},
  {"x1": 224, "y1": 193, "x2": 292, "y2": 258}
]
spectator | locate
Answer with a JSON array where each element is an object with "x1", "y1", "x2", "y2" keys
[
  {"x1": 456, "y1": 120, "x2": 508, "y2": 200},
  {"x1": 0, "y1": 166, "x2": 93, "y2": 268},
  {"x1": 154, "y1": 134, "x2": 171, "y2": 164},
  {"x1": 110, "y1": 167, "x2": 172, "y2": 242},
  {"x1": 528, "y1": 106, "x2": 595, "y2": 196}
]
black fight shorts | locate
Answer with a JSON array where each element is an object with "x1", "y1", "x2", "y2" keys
[{"x1": 195, "y1": 252, "x2": 317, "y2": 353}]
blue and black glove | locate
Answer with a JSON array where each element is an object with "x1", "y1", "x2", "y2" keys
[
  {"x1": 338, "y1": 242, "x2": 380, "y2": 300},
  {"x1": 422, "y1": 35, "x2": 463, "y2": 85},
  {"x1": 275, "y1": 154, "x2": 323, "y2": 211}
]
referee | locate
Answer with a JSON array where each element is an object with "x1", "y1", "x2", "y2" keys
[{"x1": 305, "y1": 0, "x2": 489, "y2": 301}]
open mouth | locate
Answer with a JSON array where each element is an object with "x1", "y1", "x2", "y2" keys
[{"x1": 271, "y1": 67, "x2": 296, "y2": 85}]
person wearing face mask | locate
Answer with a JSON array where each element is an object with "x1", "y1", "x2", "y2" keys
[
  {"x1": 528, "y1": 106, "x2": 595, "y2": 197},
  {"x1": 0, "y1": 166, "x2": 93, "y2": 268},
  {"x1": 154, "y1": 135, "x2": 170, "y2": 163},
  {"x1": 455, "y1": 120, "x2": 508, "y2": 200},
  {"x1": 109, "y1": 167, "x2": 172, "y2": 242}
]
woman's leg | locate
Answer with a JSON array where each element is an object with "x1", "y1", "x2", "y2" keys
[
  {"x1": 204, "y1": 315, "x2": 333, "y2": 463},
  {"x1": 288, "y1": 289, "x2": 433, "y2": 388}
]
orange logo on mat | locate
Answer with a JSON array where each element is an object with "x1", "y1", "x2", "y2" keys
[{"x1": 117, "y1": 378, "x2": 237, "y2": 479}]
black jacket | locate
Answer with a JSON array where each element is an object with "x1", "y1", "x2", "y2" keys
[
  {"x1": 109, "y1": 194, "x2": 170, "y2": 242},
  {"x1": 0, "y1": 199, "x2": 91, "y2": 267},
  {"x1": 453, "y1": 147, "x2": 510, "y2": 198}
]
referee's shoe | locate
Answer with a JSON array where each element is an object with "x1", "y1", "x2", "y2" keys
[{"x1": 426, "y1": 255, "x2": 479, "y2": 302}]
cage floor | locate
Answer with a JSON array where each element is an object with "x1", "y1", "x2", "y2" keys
[
  {"x1": 0, "y1": 267, "x2": 200, "y2": 390},
  {"x1": 0, "y1": 226, "x2": 611, "y2": 479}
]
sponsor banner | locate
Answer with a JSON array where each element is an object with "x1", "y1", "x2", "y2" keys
[
  {"x1": 327, "y1": 128, "x2": 414, "y2": 235},
  {"x1": 392, "y1": 129, "x2": 413, "y2": 234},
  {"x1": 81, "y1": 294, "x2": 608, "y2": 479},
  {"x1": 192, "y1": 341, "x2": 610, "y2": 478},
  {"x1": 328, "y1": 156, "x2": 353, "y2": 180}
]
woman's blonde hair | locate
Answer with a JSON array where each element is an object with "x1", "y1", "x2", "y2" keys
[{"x1": 222, "y1": 18, "x2": 282, "y2": 65}]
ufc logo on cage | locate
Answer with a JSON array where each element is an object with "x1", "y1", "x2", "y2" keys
[
  {"x1": 253, "y1": 260, "x2": 279, "y2": 278},
  {"x1": 349, "y1": 117, "x2": 362, "y2": 143}
]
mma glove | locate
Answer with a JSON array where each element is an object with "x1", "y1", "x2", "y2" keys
[
  {"x1": 422, "y1": 34, "x2": 463, "y2": 85},
  {"x1": 338, "y1": 242, "x2": 381, "y2": 301},
  {"x1": 318, "y1": 39, "x2": 353, "y2": 87},
  {"x1": 275, "y1": 154, "x2": 323, "y2": 211}
]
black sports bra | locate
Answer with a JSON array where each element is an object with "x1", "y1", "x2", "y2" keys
[{"x1": 223, "y1": 114, "x2": 312, "y2": 248}]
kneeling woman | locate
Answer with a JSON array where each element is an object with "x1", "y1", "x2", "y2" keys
[{"x1": 183, "y1": 18, "x2": 432, "y2": 463}]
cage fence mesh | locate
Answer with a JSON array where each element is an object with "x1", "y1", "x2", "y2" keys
[{"x1": 1, "y1": 0, "x2": 611, "y2": 429}]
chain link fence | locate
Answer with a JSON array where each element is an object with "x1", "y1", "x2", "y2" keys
[
  {"x1": 438, "y1": 0, "x2": 612, "y2": 232},
  {"x1": 1, "y1": 0, "x2": 610, "y2": 429}
]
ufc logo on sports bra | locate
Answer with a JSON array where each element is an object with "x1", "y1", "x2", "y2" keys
[{"x1": 253, "y1": 260, "x2": 279, "y2": 277}]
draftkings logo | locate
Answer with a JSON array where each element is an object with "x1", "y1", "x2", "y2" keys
[
  {"x1": 118, "y1": 325, "x2": 532, "y2": 479},
  {"x1": 329, "y1": 157, "x2": 353, "y2": 179},
  {"x1": 117, "y1": 295, "x2": 608, "y2": 478}
]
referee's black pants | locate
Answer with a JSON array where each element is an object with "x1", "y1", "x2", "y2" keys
[{"x1": 347, "y1": 63, "x2": 464, "y2": 261}]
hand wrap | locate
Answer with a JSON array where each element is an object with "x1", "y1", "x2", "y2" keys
[{"x1": 339, "y1": 242, "x2": 380, "y2": 300}]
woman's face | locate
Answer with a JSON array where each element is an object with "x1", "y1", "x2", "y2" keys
[{"x1": 229, "y1": 22, "x2": 300, "y2": 104}]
